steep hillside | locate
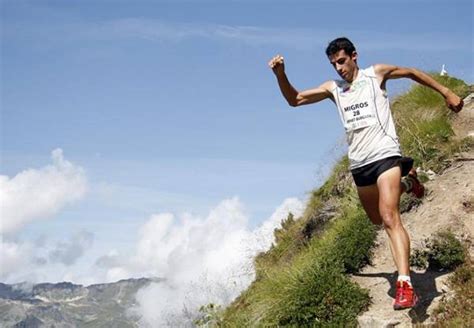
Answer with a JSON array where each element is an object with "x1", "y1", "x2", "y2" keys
[{"x1": 215, "y1": 77, "x2": 472, "y2": 327}]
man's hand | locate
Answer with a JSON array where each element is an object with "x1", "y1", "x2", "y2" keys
[
  {"x1": 445, "y1": 90, "x2": 464, "y2": 113},
  {"x1": 268, "y1": 54, "x2": 285, "y2": 76}
]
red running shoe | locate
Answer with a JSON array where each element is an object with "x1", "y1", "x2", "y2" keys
[
  {"x1": 393, "y1": 280, "x2": 419, "y2": 310},
  {"x1": 407, "y1": 168, "x2": 425, "y2": 198}
]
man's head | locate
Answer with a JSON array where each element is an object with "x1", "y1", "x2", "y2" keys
[{"x1": 326, "y1": 37, "x2": 358, "y2": 82}]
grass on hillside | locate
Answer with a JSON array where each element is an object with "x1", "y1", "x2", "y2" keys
[
  {"x1": 426, "y1": 231, "x2": 472, "y2": 327},
  {"x1": 221, "y1": 199, "x2": 376, "y2": 327},
  {"x1": 196, "y1": 75, "x2": 472, "y2": 327},
  {"x1": 432, "y1": 258, "x2": 474, "y2": 327},
  {"x1": 392, "y1": 74, "x2": 471, "y2": 172}
]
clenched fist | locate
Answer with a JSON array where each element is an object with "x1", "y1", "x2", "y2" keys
[
  {"x1": 268, "y1": 54, "x2": 285, "y2": 76},
  {"x1": 445, "y1": 90, "x2": 464, "y2": 113}
]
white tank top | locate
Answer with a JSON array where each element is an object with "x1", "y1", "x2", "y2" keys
[{"x1": 331, "y1": 66, "x2": 401, "y2": 169}]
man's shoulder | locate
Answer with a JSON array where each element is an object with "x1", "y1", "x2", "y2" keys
[
  {"x1": 321, "y1": 80, "x2": 338, "y2": 91},
  {"x1": 361, "y1": 65, "x2": 377, "y2": 77}
]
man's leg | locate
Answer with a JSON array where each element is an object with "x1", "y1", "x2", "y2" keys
[
  {"x1": 378, "y1": 167, "x2": 419, "y2": 309},
  {"x1": 377, "y1": 166, "x2": 410, "y2": 275},
  {"x1": 357, "y1": 165, "x2": 418, "y2": 309},
  {"x1": 356, "y1": 184, "x2": 381, "y2": 224},
  {"x1": 357, "y1": 185, "x2": 399, "y2": 269}
]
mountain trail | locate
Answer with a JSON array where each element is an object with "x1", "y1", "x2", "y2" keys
[{"x1": 352, "y1": 93, "x2": 474, "y2": 328}]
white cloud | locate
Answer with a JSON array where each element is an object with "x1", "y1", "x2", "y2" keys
[
  {"x1": 0, "y1": 240, "x2": 32, "y2": 279},
  {"x1": 99, "y1": 18, "x2": 323, "y2": 49},
  {"x1": 95, "y1": 249, "x2": 121, "y2": 268},
  {"x1": 107, "y1": 196, "x2": 305, "y2": 327},
  {"x1": 0, "y1": 149, "x2": 90, "y2": 282},
  {"x1": 49, "y1": 231, "x2": 95, "y2": 266},
  {"x1": 92, "y1": 18, "x2": 469, "y2": 52},
  {"x1": 0, "y1": 230, "x2": 97, "y2": 283},
  {"x1": 0, "y1": 148, "x2": 87, "y2": 234}
]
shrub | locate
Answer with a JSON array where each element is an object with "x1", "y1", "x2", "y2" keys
[
  {"x1": 410, "y1": 230, "x2": 466, "y2": 270},
  {"x1": 426, "y1": 231, "x2": 466, "y2": 270},
  {"x1": 272, "y1": 267, "x2": 369, "y2": 327},
  {"x1": 410, "y1": 247, "x2": 428, "y2": 269},
  {"x1": 317, "y1": 205, "x2": 376, "y2": 273}
]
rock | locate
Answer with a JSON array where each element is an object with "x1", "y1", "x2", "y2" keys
[
  {"x1": 426, "y1": 170, "x2": 436, "y2": 180},
  {"x1": 358, "y1": 314, "x2": 402, "y2": 328},
  {"x1": 463, "y1": 93, "x2": 474, "y2": 103}
]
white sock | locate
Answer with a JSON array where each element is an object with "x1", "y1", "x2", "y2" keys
[{"x1": 397, "y1": 275, "x2": 412, "y2": 286}]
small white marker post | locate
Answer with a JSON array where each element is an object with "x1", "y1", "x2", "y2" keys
[{"x1": 440, "y1": 64, "x2": 448, "y2": 76}]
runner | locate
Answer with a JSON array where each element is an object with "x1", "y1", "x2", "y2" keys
[{"x1": 268, "y1": 37, "x2": 464, "y2": 310}]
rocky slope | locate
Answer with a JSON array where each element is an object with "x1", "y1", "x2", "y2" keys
[
  {"x1": 353, "y1": 93, "x2": 474, "y2": 327},
  {"x1": 0, "y1": 278, "x2": 160, "y2": 327}
]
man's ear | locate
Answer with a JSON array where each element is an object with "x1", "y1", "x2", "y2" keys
[{"x1": 351, "y1": 51, "x2": 358, "y2": 62}]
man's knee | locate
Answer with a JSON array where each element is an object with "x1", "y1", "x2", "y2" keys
[{"x1": 379, "y1": 208, "x2": 401, "y2": 229}]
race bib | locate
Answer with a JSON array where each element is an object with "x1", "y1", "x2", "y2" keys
[
  {"x1": 342, "y1": 100, "x2": 377, "y2": 131},
  {"x1": 337, "y1": 79, "x2": 377, "y2": 131}
]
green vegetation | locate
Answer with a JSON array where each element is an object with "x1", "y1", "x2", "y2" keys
[
  {"x1": 195, "y1": 76, "x2": 472, "y2": 327},
  {"x1": 411, "y1": 231, "x2": 471, "y2": 326},
  {"x1": 410, "y1": 230, "x2": 467, "y2": 271},
  {"x1": 222, "y1": 201, "x2": 376, "y2": 327},
  {"x1": 195, "y1": 303, "x2": 224, "y2": 327},
  {"x1": 392, "y1": 74, "x2": 471, "y2": 172},
  {"x1": 431, "y1": 257, "x2": 473, "y2": 327}
]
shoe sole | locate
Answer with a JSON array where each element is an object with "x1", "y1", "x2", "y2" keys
[{"x1": 393, "y1": 294, "x2": 419, "y2": 310}]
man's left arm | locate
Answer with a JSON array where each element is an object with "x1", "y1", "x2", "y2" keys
[{"x1": 374, "y1": 64, "x2": 464, "y2": 113}]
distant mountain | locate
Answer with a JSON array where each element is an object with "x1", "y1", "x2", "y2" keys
[{"x1": 0, "y1": 278, "x2": 161, "y2": 327}]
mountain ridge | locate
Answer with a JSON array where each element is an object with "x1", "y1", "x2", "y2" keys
[{"x1": 0, "y1": 277, "x2": 162, "y2": 327}]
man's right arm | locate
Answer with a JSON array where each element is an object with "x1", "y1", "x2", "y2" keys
[{"x1": 268, "y1": 54, "x2": 333, "y2": 107}]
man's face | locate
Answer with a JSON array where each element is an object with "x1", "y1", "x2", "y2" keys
[{"x1": 328, "y1": 49, "x2": 358, "y2": 82}]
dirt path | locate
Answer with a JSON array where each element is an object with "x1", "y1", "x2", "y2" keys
[{"x1": 353, "y1": 93, "x2": 474, "y2": 327}]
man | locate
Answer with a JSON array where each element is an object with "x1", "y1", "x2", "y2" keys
[{"x1": 268, "y1": 37, "x2": 463, "y2": 310}]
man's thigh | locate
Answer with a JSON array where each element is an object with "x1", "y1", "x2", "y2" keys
[
  {"x1": 353, "y1": 157, "x2": 403, "y2": 225},
  {"x1": 377, "y1": 166, "x2": 402, "y2": 214},
  {"x1": 357, "y1": 184, "x2": 382, "y2": 225}
]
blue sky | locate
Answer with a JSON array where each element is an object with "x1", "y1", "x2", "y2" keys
[{"x1": 1, "y1": 0, "x2": 473, "y2": 288}]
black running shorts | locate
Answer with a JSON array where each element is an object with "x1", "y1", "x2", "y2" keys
[{"x1": 351, "y1": 156, "x2": 404, "y2": 187}]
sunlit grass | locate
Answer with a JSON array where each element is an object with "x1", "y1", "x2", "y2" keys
[{"x1": 392, "y1": 74, "x2": 470, "y2": 171}]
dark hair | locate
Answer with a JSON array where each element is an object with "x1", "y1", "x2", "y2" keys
[{"x1": 325, "y1": 37, "x2": 356, "y2": 57}]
